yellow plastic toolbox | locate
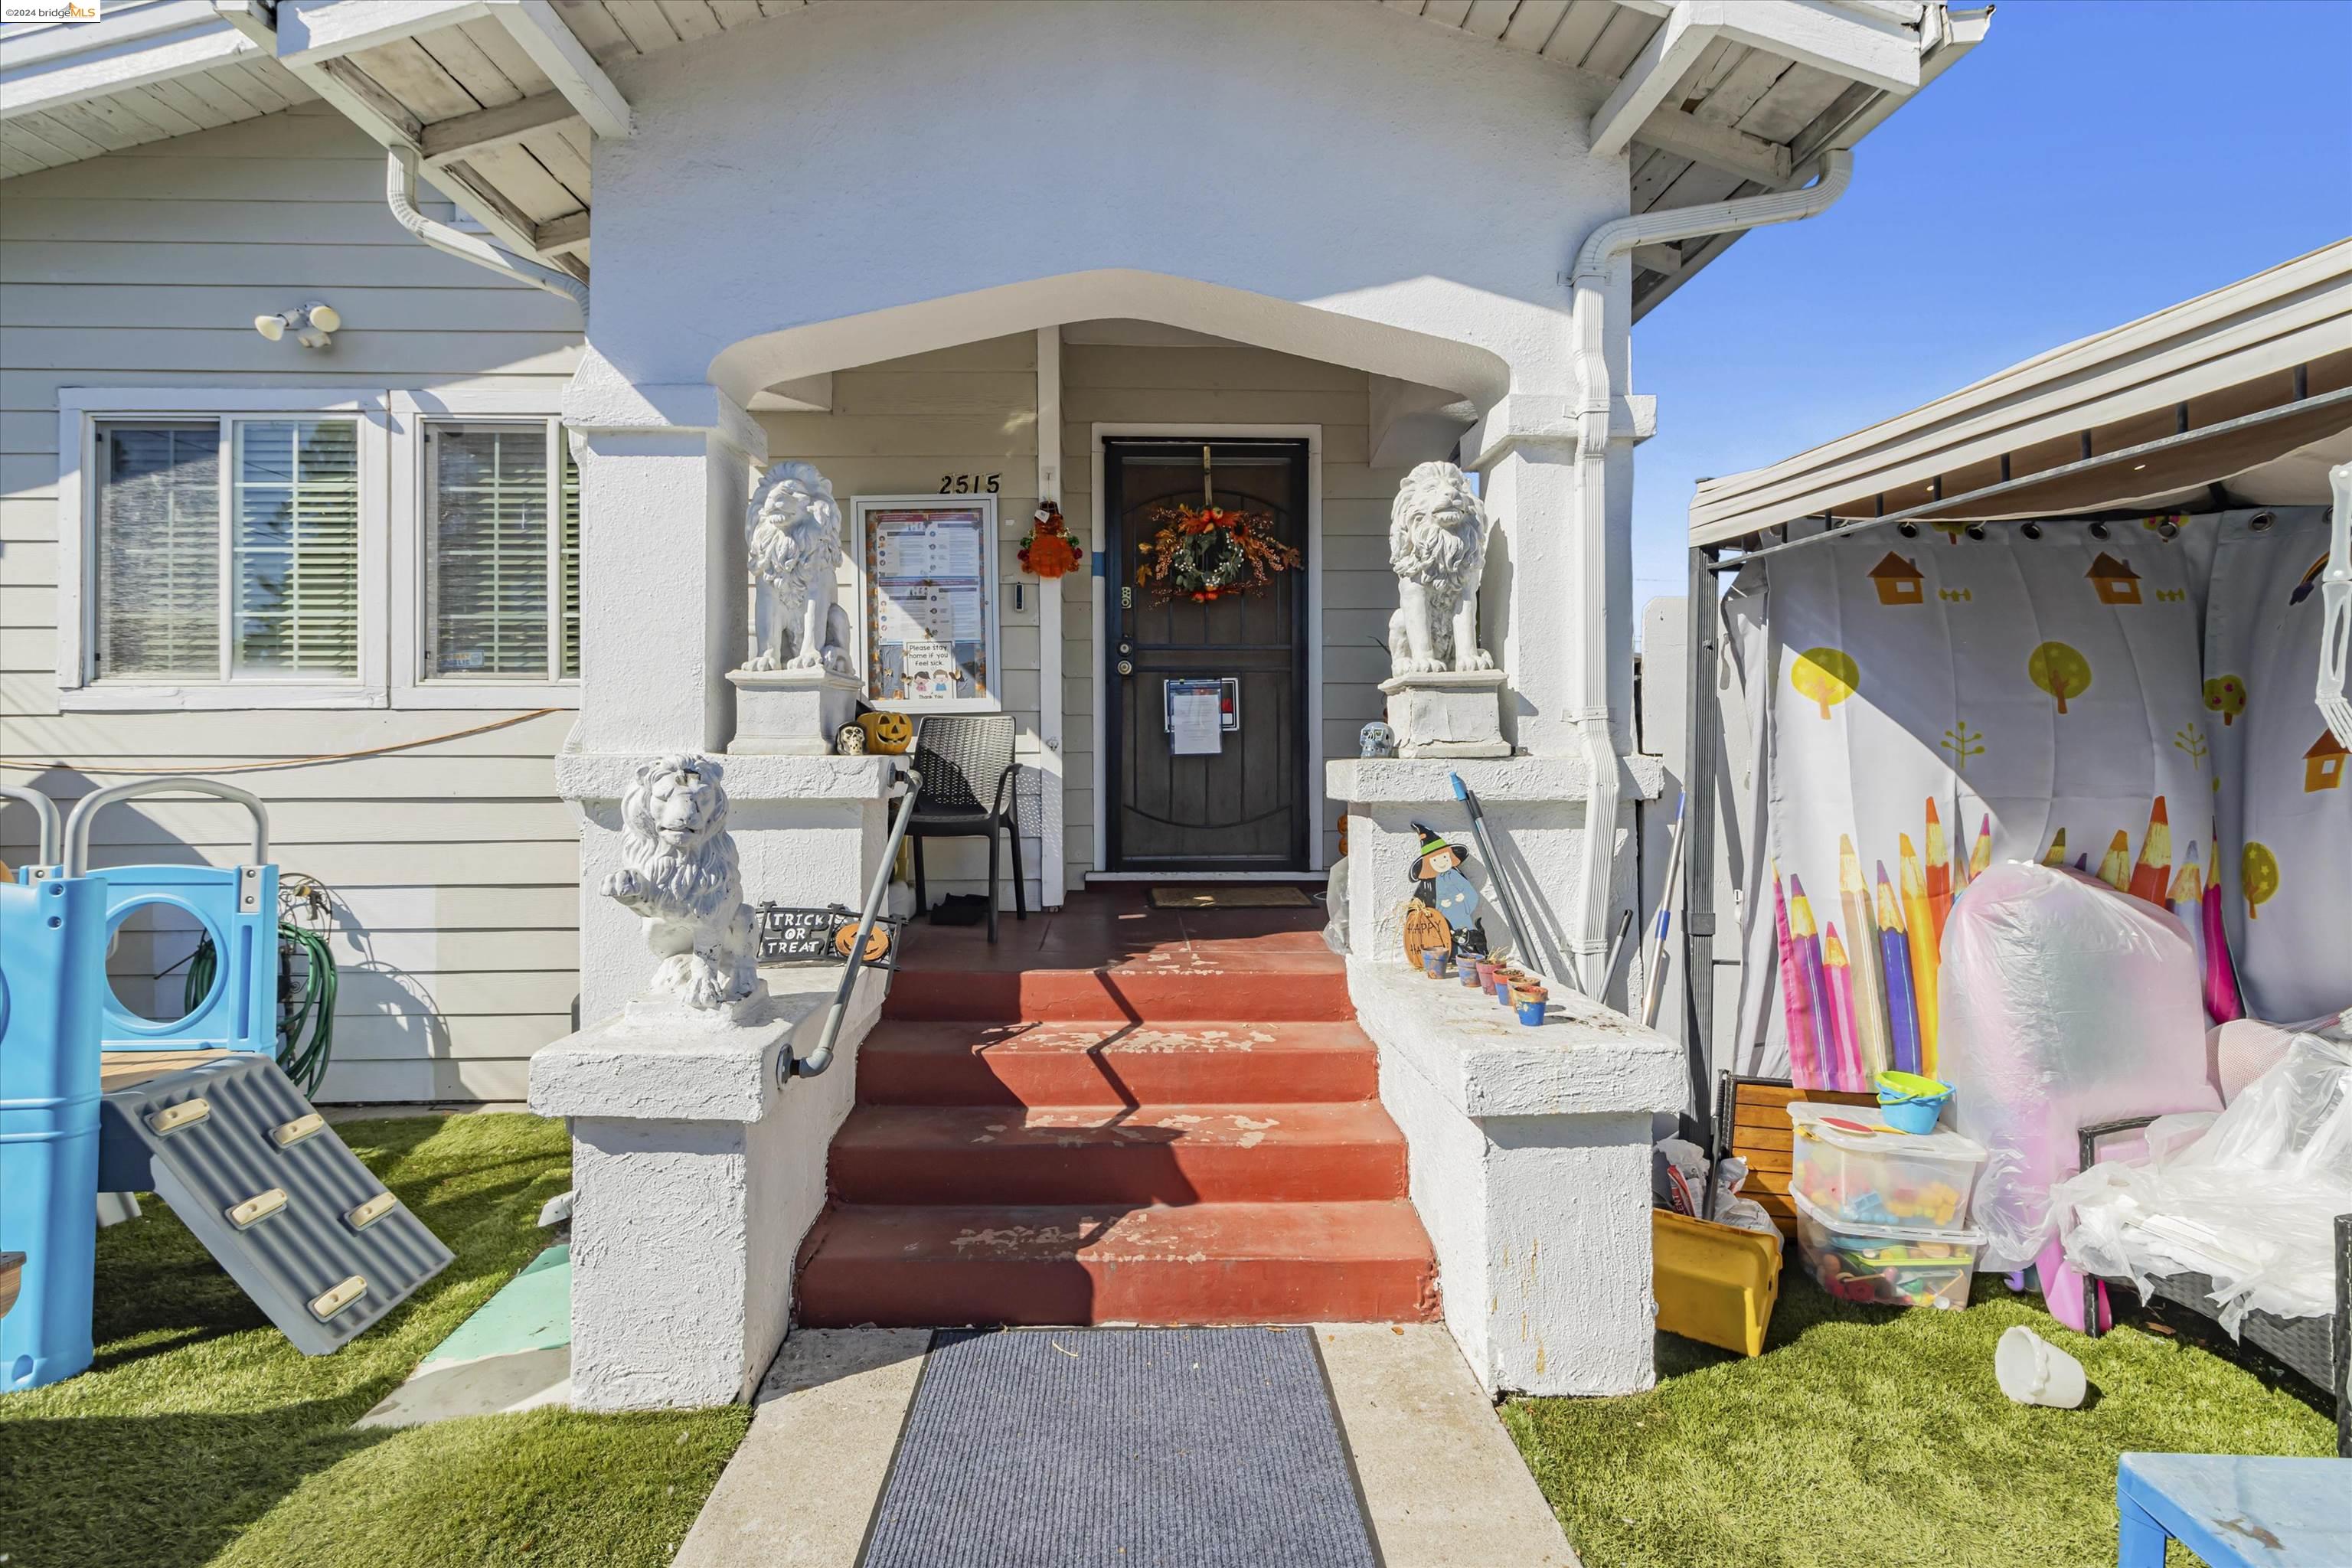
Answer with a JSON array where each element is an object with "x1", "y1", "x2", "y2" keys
[{"x1": 1652, "y1": 1207, "x2": 1784, "y2": 1357}]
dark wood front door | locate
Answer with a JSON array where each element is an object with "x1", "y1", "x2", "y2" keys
[{"x1": 1105, "y1": 439, "x2": 1311, "y2": 873}]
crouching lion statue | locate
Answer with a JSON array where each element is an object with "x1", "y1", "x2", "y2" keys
[
  {"x1": 600, "y1": 753, "x2": 759, "y2": 1010},
  {"x1": 743, "y1": 460, "x2": 854, "y2": 676},
  {"x1": 1387, "y1": 460, "x2": 1494, "y2": 678}
]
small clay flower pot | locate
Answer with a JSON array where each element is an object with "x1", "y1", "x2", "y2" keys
[
  {"x1": 1514, "y1": 987, "x2": 1549, "y2": 1026},
  {"x1": 1475, "y1": 960, "x2": 1499, "y2": 992},
  {"x1": 1421, "y1": 948, "x2": 1450, "y2": 979}
]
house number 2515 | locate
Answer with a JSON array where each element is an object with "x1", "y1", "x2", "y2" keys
[{"x1": 939, "y1": 473, "x2": 1001, "y2": 494}]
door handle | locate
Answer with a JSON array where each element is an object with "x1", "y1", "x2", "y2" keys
[{"x1": 1116, "y1": 659, "x2": 1134, "y2": 676}]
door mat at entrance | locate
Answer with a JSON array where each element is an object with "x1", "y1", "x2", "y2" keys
[
  {"x1": 862, "y1": 1327, "x2": 1377, "y2": 1568},
  {"x1": 1149, "y1": 884, "x2": 1313, "y2": 909}
]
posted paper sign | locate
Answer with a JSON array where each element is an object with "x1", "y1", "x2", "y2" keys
[
  {"x1": 857, "y1": 499, "x2": 995, "y2": 707},
  {"x1": 1167, "y1": 678, "x2": 1223, "y2": 756}
]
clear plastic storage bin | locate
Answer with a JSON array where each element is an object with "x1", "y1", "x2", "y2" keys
[
  {"x1": 1792, "y1": 1191, "x2": 1984, "y2": 1311},
  {"x1": 1787, "y1": 1101, "x2": 1989, "y2": 1230}
]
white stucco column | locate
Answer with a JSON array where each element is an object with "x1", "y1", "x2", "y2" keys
[
  {"x1": 1472, "y1": 394, "x2": 1651, "y2": 760},
  {"x1": 564, "y1": 360, "x2": 767, "y2": 756}
]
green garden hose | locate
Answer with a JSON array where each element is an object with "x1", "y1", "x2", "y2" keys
[{"x1": 185, "y1": 920, "x2": 338, "y2": 1098}]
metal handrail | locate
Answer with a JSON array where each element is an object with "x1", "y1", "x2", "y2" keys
[
  {"x1": 65, "y1": 777, "x2": 270, "y2": 877},
  {"x1": 1, "y1": 784, "x2": 62, "y2": 868},
  {"x1": 788, "y1": 762, "x2": 923, "y2": 1080}
]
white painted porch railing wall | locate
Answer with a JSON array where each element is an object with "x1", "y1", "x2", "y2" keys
[{"x1": 0, "y1": 104, "x2": 583, "y2": 1105}]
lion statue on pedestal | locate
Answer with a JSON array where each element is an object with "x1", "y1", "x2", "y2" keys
[
  {"x1": 743, "y1": 460, "x2": 853, "y2": 676},
  {"x1": 600, "y1": 753, "x2": 759, "y2": 1010},
  {"x1": 1387, "y1": 460, "x2": 1494, "y2": 678}
]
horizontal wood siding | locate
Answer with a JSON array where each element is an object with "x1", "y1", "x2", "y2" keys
[
  {"x1": 0, "y1": 105, "x2": 582, "y2": 1105},
  {"x1": 757, "y1": 335, "x2": 1046, "y2": 908}
]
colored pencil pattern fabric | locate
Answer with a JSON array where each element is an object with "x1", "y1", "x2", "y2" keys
[
  {"x1": 2205, "y1": 508, "x2": 2352, "y2": 1022},
  {"x1": 1725, "y1": 516, "x2": 2242, "y2": 1086}
]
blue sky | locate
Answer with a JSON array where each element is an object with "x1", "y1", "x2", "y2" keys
[{"x1": 1629, "y1": 0, "x2": 2352, "y2": 611}]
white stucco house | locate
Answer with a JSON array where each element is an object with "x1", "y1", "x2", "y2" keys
[{"x1": 2, "y1": 0, "x2": 1987, "y2": 1408}]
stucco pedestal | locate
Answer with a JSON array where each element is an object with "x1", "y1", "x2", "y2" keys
[
  {"x1": 726, "y1": 667, "x2": 862, "y2": 756},
  {"x1": 529, "y1": 967, "x2": 885, "y2": 1412},
  {"x1": 1380, "y1": 668, "x2": 1510, "y2": 759},
  {"x1": 1348, "y1": 959, "x2": 1682, "y2": 1396}
]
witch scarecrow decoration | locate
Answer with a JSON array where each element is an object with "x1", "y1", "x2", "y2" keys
[{"x1": 1400, "y1": 820, "x2": 1488, "y2": 968}]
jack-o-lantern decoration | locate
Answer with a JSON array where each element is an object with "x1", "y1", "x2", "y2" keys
[
  {"x1": 857, "y1": 709, "x2": 915, "y2": 755},
  {"x1": 833, "y1": 920, "x2": 891, "y2": 963}
]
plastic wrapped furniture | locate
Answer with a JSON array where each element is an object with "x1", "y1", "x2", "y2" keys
[
  {"x1": 0, "y1": 871, "x2": 108, "y2": 1392},
  {"x1": 1936, "y1": 863, "x2": 2217, "y2": 1272},
  {"x1": 2061, "y1": 1034, "x2": 2352, "y2": 1452}
]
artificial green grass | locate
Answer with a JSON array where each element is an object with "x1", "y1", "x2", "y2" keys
[
  {"x1": 0, "y1": 1113, "x2": 750, "y2": 1568},
  {"x1": 1503, "y1": 1266, "x2": 2336, "y2": 1568}
]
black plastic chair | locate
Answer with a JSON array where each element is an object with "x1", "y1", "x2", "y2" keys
[{"x1": 906, "y1": 714, "x2": 1027, "y2": 943}]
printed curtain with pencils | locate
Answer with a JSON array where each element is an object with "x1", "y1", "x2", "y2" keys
[
  {"x1": 2205, "y1": 506, "x2": 2352, "y2": 1024},
  {"x1": 1727, "y1": 518, "x2": 2225, "y2": 1089}
]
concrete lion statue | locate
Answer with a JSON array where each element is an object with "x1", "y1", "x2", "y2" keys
[
  {"x1": 744, "y1": 460, "x2": 853, "y2": 675},
  {"x1": 1386, "y1": 460, "x2": 1494, "y2": 678},
  {"x1": 600, "y1": 753, "x2": 759, "y2": 1009}
]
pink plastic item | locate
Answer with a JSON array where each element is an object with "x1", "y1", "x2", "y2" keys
[{"x1": 1936, "y1": 863, "x2": 2219, "y2": 1272}]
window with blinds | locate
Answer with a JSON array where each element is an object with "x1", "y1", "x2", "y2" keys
[
  {"x1": 93, "y1": 416, "x2": 361, "y2": 683},
  {"x1": 425, "y1": 420, "x2": 580, "y2": 682}
]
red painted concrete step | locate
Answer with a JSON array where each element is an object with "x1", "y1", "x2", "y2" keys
[
  {"x1": 857, "y1": 1020, "x2": 1380, "y2": 1107},
  {"x1": 883, "y1": 964, "x2": 1352, "y2": 1023},
  {"x1": 794, "y1": 1200, "x2": 1441, "y2": 1327},
  {"x1": 829, "y1": 1102, "x2": 1409, "y2": 1206}
]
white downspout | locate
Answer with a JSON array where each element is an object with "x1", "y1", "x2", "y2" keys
[
  {"x1": 1563, "y1": 149, "x2": 1854, "y2": 998},
  {"x1": 385, "y1": 146, "x2": 589, "y2": 320}
]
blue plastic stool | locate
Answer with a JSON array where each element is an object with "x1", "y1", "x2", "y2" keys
[
  {"x1": 2118, "y1": 1453, "x2": 2352, "y2": 1566},
  {"x1": 0, "y1": 872, "x2": 108, "y2": 1392}
]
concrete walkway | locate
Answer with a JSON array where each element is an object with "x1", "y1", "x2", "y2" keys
[{"x1": 674, "y1": 1322, "x2": 1576, "y2": 1568}]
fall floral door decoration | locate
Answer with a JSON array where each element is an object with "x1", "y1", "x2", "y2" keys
[
  {"x1": 1134, "y1": 501, "x2": 1303, "y2": 604},
  {"x1": 1018, "y1": 501, "x2": 1083, "y2": 578}
]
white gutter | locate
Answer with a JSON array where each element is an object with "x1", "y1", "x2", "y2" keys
[
  {"x1": 385, "y1": 145, "x2": 588, "y2": 320},
  {"x1": 1563, "y1": 148, "x2": 1854, "y2": 995}
]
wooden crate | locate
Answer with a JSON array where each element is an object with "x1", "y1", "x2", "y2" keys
[{"x1": 1718, "y1": 1075, "x2": 1875, "y2": 1238}]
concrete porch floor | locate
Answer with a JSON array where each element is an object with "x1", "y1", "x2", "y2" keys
[{"x1": 675, "y1": 1322, "x2": 1578, "y2": 1568}]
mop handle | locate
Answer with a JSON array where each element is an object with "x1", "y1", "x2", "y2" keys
[
  {"x1": 1449, "y1": 772, "x2": 1544, "y2": 988},
  {"x1": 1640, "y1": 792, "x2": 1687, "y2": 1028}
]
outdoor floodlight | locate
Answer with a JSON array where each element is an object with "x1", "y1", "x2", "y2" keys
[{"x1": 254, "y1": 302, "x2": 341, "y2": 349}]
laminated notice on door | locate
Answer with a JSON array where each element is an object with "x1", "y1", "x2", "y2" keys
[{"x1": 1167, "y1": 678, "x2": 1223, "y2": 756}]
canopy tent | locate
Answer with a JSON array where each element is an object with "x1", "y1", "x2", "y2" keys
[
  {"x1": 1690, "y1": 241, "x2": 2352, "y2": 543},
  {"x1": 1674, "y1": 245, "x2": 2352, "y2": 1125}
]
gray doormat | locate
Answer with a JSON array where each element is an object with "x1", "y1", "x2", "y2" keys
[{"x1": 862, "y1": 1327, "x2": 1378, "y2": 1568}]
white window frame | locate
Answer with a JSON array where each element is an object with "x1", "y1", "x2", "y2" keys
[
  {"x1": 57, "y1": 388, "x2": 390, "y2": 711},
  {"x1": 390, "y1": 388, "x2": 580, "y2": 709}
]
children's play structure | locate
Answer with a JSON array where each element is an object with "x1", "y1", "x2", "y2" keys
[
  {"x1": 1666, "y1": 245, "x2": 2351, "y2": 1448},
  {"x1": 0, "y1": 779, "x2": 449, "y2": 1393}
]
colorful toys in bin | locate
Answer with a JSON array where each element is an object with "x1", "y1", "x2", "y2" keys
[
  {"x1": 1794, "y1": 1194, "x2": 1984, "y2": 1310},
  {"x1": 1787, "y1": 1100, "x2": 1991, "y2": 1310}
]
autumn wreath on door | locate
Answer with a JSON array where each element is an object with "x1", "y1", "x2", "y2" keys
[{"x1": 1135, "y1": 501, "x2": 1304, "y2": 603}]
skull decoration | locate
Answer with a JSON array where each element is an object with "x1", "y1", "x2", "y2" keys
[
  {"x1": 1359, "y1": 720, "x2": 1398, "y2": 759},
  {"x1": 834, "y1": 721, "x2": 867, "y2": 756}
]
